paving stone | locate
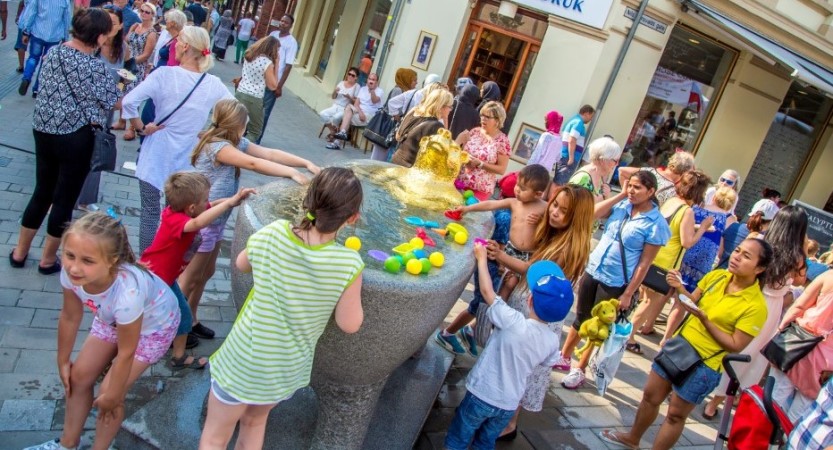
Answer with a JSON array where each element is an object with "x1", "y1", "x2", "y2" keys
[
  {"x1": 561, "y1": 405, "x2": 636, "y2": 428},
  {"x1": 0, "y1": 288, "x2": 20, "y2": 306},
  {"x1": 18, "y1": 291, "x2": 63, "y2": 310},
  {"x1": 14, "y1": 350, "x2": 59, "y2": 375},
  {"x1": 523, "y1": 428, "x2": 608, "y2": 449},
  {"x1": 0, "y1": 327, "x2": 59, "y2": 350},
  {"x1": 0, "y1": 399, "x2": 55, "y2": 431},
  {"x1": 0, "y1": 349, "x2": 20, "y2": 373},
  {"x1": 0, "y1": 306, "x2": 32, "y2": 326},
  {"x1": 30, "y1": 309, "x2": 93, "y2": 331},
  {"x1": 196, "y1": 305, "x2": 221, "y2": 322},
  {"x1": 219, "y1": 306, "x2": 238, "y2": 322}
]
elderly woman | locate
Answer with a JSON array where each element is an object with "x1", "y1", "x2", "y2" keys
[
  {"x1": 212, "y1": 10, "x2": 233, "y2": 60},
  {"x1": 455, "y1": 101, "x2": 511, "y2": 200},
  {"x1": 568, "y1": 136, "x2": 622, "y2": 203},
  {"x1": 704, "y1": 169, "x2": 740, "y2": 214},
  {"x1": 152, "y1": 9, "x2": 187, "y2": 68},
  {"x1": 10, "y1": 8, "x2": 119, "y2": 274}
]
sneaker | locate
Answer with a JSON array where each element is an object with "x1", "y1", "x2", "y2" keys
[
  {"x1": 186, "y1": 333, "x2": 200, "y2": 349},
  {"x1": 561, "y1": 368, "x2": 586, "y2": 390},
  {"x1": 191, "y1": 322, "x2": 215, "y2": 339},
  {"x1": 18, "y1": 79, "x2": 30, "y2": 96},
  {"x1": 552, "y1": 353, "x2": 571, "y2": 371},
  {"x1": 461, "y1": 326, "x2": 479, "y2": 357},
  {"x1": 23, "y1": 438, "x2": 70, "y2": 450},
  {"x1": 325, "y1": 142, "x2": 342, "y2": 150},
  {"x1": 333, "y1": 130, "x2": 349, "y2": 141},
  {"x1": 434, "y1": 330, "x2": 466, "y2": 355}
]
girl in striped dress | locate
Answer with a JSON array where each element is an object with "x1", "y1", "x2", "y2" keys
[{"x1": 199, "y1": 168, "x2": 366, "y2": 450}]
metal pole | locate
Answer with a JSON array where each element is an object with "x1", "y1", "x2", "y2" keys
[
  {"x1": 585, "y1": 0, "x2": 650, "y2": 142},
  {"x1": 375, "y1": 0, "x2": 406, "y2": 79}
]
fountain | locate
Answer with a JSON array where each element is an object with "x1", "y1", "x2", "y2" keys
[{"x1": 117, "y1": 130, "x2": 493, "y2": 449}]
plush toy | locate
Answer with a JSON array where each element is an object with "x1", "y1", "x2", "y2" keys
[{"x1": 574, "y1": 299, "x2": 620, "y2": 358}]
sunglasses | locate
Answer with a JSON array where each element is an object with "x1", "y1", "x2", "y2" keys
[
  {"x1": 719, "y1": 177, "x2": 736, "y2": 186},
  {"x1": 141, "y1": 9, "x2": 154, "y2": 14},
  {"x1": 347, "y1": 73, "x2": 357, "y2": 77}
]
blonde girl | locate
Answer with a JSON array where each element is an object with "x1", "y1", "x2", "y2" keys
[
  {"x1": 24, "y1": 213, "x2": 180, "y2": 450},
  {"x1": 199, "y1": 167, "x2": 365, "y2": 450},
  {"x1": 178, "y1": 98, "x2": 321, "y2": 343}
]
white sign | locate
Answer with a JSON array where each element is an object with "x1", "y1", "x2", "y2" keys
[
  {"x1": 624, "y1": 6, "x2": 667, "y2": 34},
  {"x1": 511, "y1": 0, "x2": 615, "y2": 29},
  {"x1": 647, "y1": 67, "x2": 694, "y2": 105}
]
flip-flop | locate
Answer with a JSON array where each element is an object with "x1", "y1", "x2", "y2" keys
[
  {"x1": 639, "y1": 328, "x2": 656, "y2": 336},
  {"x1": 598, "y1": 430, "x2": 638, "y2": 450},
  {"x1": 701, "y1": 404, "x2": 718, "y2": 420},
  {"x1": 625, "y1": 342, "x2": 643, "y2": 354}
]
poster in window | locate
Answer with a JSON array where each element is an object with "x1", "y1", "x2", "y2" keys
[{"x1": 411, "y1": 31, "x2": 437, "y2": 71}]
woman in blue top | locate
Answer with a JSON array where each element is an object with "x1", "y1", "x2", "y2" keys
[{"x1": 557, "y1": 171, "x2": 672, "y2": 389}]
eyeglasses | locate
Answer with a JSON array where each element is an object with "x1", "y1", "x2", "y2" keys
[
  {"x1": 347, "y1": 73, "x2": 357, "y2": 77},
  {"x1": 480, "y1": 114, "x2": 496, "y2": 120},
  {"x1": 141, "y1": 9, "x2": 154, "y2": 14},
  {"x1": 719, "y1": 177, "x2": 736, "y2": 186}
]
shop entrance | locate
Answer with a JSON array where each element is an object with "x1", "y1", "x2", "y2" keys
[{"x1": 450, "y1": 0, "x2": 546, "y2": 130}]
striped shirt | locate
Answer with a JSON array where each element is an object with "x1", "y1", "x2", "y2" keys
[
  {"x1": 18, "y1": 0, "x2": 72, "y2": 43},
  {"x1": 209, "y1": 220, "x2": 364, "y2": 404}
]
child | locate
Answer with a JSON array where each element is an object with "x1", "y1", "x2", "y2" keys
[
  {"x1": 178, "y1": 98, "x2": 321, "y2": 345},
  {"x1": 199, "y1": 167, "x2": 365, "y2": 450},
  {"x1": 444, "y1": 244, "x2": 571, "y2": 450},
  {"x1": 140, "y1": 171, "x2": 255, "y2": 370},
  {"x1": 25, "y1": 213, "x2": 180, "y2": 450},
  {"x1": 436, "y1": 164, "x2": 550, "y2": 356}
]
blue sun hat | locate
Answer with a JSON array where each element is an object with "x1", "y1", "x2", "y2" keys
[{"x1": 526, "y1": 260, "x2": 574, "y2": 322}]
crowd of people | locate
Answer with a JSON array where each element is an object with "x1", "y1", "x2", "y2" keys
[{"x1": 3, "y1": 2, "x2": 833, "y2": 450}]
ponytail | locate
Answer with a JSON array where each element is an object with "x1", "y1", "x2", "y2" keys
[
  {"x1": 178, "y1": 26, "x2": 214, "y2": 73},
  {"x1": 191, "y1": 99, "x2": 249, "y2": 177}
]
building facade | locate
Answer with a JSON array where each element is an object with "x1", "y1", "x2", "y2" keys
[{"x1": 282, "y1": 0, "x2": 833, "y2": 233}]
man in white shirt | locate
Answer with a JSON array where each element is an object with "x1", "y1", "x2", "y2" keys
[
  {"x1": 329, "y1": 73, "x2": 383, "y2": 149},
  {"x1": 258, "y1": 13, "x2": 297, "y2": 144},
  {"x1": 234, "y1": 12, "x2": 256, "y2": 64}
]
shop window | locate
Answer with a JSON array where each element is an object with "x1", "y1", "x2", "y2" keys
[
  {"x1": 315, "y1": 0, "x2": 348, "y2": 79},
  {"x1": 504, "y1": 49, "x2": 537, "y2": 131},
  {"x1": 347, "y1": 0, "x2": 392, "y2": 85},
  {"x1": 622, "y1": 26, "x2": 736, "y2": 169}
]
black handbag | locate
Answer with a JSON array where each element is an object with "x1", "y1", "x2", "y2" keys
[
  {"x1": 655, "y1": 317, "x2": 723, "y2": 386},
  {"x1": 641, "y1": 204, "x2": 687, "y2": 294},
  {"x1": 761, "y1": 322, "x2": 824, "y2": 373},
  {"x1": 363, "y1": 92, "x2": 397, "y2": 148}
]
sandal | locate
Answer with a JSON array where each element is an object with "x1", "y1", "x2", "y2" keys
[
  {"x1": 9, "y1": 249, "x2": 27, "y2": 268},
  {"x1": 639, "y1": 328, "x2": 656, "y2": 336},
  {"x1": 598, "y1": 430, "x2": 638, "y2": 450},
  {"x1": 168, "y1": 354, "x2": 208, "y2": 371},
  {"x1": 625, "y1": 342, "x2": 643, "y2": 354},
  {"x1": 701, "y1": 404, "x2": 718, "y2": 420},
  {"x1": 123, "y1": 127, "x2": 136, "y2": 141}
]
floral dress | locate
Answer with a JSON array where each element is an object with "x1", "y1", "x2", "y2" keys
[
  {"x1": 456, "y1": 127, "x2": 511, "y2": 197},
  {"x1": 679, "y1": 206, "x2": 730, "y2": 291},
  {"x1": 125, "y1": 27, "x2": 153, "y2": 93}
]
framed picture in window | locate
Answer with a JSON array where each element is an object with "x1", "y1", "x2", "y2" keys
[
  {"x1": 512, "y1": 123, "x2": 544, "y2": 163},
  {"x1": 411, "y1": 31, "x2": 438, "y2": 71}
]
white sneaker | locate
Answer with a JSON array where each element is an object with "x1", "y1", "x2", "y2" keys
[
  {"x1": 552, "y1": 353, "x2": 571, "y2": 371},
  {"x1": 23, "y1": 439, "x2": 73, "y2": 450},
  {"x1": 561, "y1": 368, "x2": 585, "y2": 390}
]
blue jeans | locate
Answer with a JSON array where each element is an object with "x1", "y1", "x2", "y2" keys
[
  {"x1": 554, "y1": 153, "x2": 582, "y2": 185},
  {"x1": 445, "y1": 392, "x2": 515, "y2": 450},
  {"x1": 468, "y1": 209, "x2": 511, "y2": 315},
  {"x1": 259, "y1": 89, "x2": 278, "y2": 144},
  {"x1": 23, "y1": 35, "x2": 59, "y2": 93},
  {"x1": 171, "y1": 282, "x2": 193, "y2": 336}
]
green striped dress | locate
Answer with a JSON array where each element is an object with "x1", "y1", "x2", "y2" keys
[{"x1": 209, "y1": 219, "x2": 364, "y2": 404}]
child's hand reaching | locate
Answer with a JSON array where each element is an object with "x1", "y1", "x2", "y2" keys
[
  {"x1": 306, "y1": 162, "x2": 322, "y2": 175},
  {"x1": 485, "y1": 239, "x2": 502, "y2": 260},
  {"x1": 291, "y1": 171, "x2": 311, "y2": 185},
  {"x1": 474, "y1": 242, "x2": 488, "y2": 261},
  {"x1": 453, "y1": 205, "x2": 467, "y2": 216},
  {"x1": 231, "y1": 188, "x2": 257, "y2": 206}
]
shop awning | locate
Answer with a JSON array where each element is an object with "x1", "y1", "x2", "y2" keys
[{"x1": 681, "y1": 0, "x2": 833, "y2": 94}]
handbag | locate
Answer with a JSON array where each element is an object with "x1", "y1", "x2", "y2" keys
[
  {"x1": 363, "y1": 92, "x2": 397, "y2": 148},
  {"x1": 641, "y1": 204, "x2": 687, "y2": 294},
  {"x1": 58, "y1": 57, "x2": 118, "y2": 172},
  {"x1": 761, "y1": 322, "x2": 824, "y2": 373},
  {"x1": 386, "y1": 90, "x2": 418, "y2": 147}
]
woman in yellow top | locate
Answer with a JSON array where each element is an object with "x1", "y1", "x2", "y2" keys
[
  {"x1": 600, "y1": 238, "x2": 771, "y2": 450},
  {"x1": 626, "y1": 170, "x2": 712, "y2": 354}
]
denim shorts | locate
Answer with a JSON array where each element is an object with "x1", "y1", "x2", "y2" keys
[
  {"x1": 652, "y1": 361, "x2": 721, "y2": 405},
  {"x1": 445, "y1": 392, "x2": 515, "y2": 450}
]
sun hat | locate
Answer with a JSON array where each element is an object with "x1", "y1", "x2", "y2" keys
[{"x1": 526, "y1": 260, "x2": 574, "y2": 322}]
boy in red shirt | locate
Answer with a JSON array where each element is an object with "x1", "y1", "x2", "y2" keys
[{"x1": 141, "y1": 172, "x2": 254, "y2": 370}]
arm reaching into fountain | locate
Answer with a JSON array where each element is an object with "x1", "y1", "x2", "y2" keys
[
  {"x1": 246, "y1": 143, "x2": 321, "y2": 177},
  {"x1": 214, "y1": 143, "x2": 312, "y2": 185}
]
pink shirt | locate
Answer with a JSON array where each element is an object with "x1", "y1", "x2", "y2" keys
[
  {"x1": 797, "y1": 290, "x2": 833, "y2": 336},
  {"x1": 457, "y1": 127, "x2": 511, "y2": 196}
]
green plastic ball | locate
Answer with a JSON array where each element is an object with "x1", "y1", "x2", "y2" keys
[
  {"x1": 420, "y1": 258, "x2": 432, "y2": 274},
  {"x1": 384, "y1": 257, "x2": 401, "y2": 273}
]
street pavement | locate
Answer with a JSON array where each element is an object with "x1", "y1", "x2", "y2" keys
[{"x1": 0, "y1": 9, "x2": 722, "y2": 449}]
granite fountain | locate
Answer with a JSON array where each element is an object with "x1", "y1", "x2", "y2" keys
[{"x1": 117, "y1": 129, "x2": 493, "y2": 449}]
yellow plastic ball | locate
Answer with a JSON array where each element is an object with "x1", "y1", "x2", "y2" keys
[
  {"x1": 454, "y1": 231, "x2": 468, "y2": 245},
  {"x1": 345, "y1": 236, "x2": 361, "y2": 251},
  {"x1": 429, "y1": 252, "x2": 444, "y2": 267},
  {"x1": 406, "y1": 258, "x2": 423, "y2": 275},
  {"x1": 409, "y1": 237, "x2": 425, "y2": 250}
]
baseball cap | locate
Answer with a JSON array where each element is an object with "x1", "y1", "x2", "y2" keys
[
  {"x1": 748, "y1": 199, "x2": 779, "y2": 221},
  {"x1": 526, "y1": 261, "x2": 574, "y2": 322}
]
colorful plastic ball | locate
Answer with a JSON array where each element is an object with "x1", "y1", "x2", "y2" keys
[
  {"x1": 409, "y1": 237, "x2": 425, "y2": 250},
  {"x1": 402, "y1": 251, "x2": 417, "y2": 265},
  {"x1": 345, "y1": 236, "x2": 361, "y2": 251},
  {"x1": 406, "y1": 259, "x2": 423, "y2": 275},
  {"x1": 420, "y1": 258, "x2": 432, "y2": 274},
  {"x1": 465, "y1": 196, "x2": 478, "y2": 206},
  {"x1": 463, "y1": 190, "x2": 474, "y2": 199},
  {"x1": 413, "y1": 249, "x2": 427, "y2": 259},
  {"x1": 383, "y1": 257, "x2": 402, "y2": 273},
  {"x1": 429, "y1": 252, "x2": 445, "y2": 267},
  {"x1": 454, "y1": 231, "x2": 468, "y2": 245},
  {"x1": 395, "y1": 255, "x2": 404, "y2": 264}
]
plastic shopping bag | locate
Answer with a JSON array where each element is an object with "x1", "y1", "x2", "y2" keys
[{"x1": 589, "y1": 317, "x2": 633, "y2": 396}]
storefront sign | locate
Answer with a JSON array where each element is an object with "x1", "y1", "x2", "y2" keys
[
  {"x1": 511, "y1": 0, "x2": 615, "y2": 29},
  {"x1": 624, "y1": 6, "x2": 667, "y2": 34},
  {"x1": 646, "y1": 67, "x2": 695, "y2": 105},
  {"x1": 794, "y1": 200, "x2": 833, "y2": 249}
]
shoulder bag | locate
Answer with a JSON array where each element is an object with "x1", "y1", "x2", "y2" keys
[
  {"x1": 58, "y1": 56, "x2": 118, "y2": 172},
  {"x1": 616, "y1": 213, "x2": 639, "y2": 313},
  {"x1": 363, "y1": 90, "x2": 397, "y2": 148},
  {"x1": 641, "y1": 204, "x2": 687, "y2": 294},
  {"x1": 761, "y1": 322, "x2": 829, "y2": 373}
]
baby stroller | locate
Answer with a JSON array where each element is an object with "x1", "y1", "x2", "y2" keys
[{"x1": 713, "y1": 354, "x2": 794, "y2": 449}]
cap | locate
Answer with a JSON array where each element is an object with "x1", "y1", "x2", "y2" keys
[
  {"x1": 526, "y1": 261, "x2": 574, "y2": 322},
  {"x1": 749, "y1": 199, "x2": 779, "y2": 221}
]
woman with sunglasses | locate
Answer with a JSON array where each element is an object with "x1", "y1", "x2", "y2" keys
[
  {"x1": 113, "y1": 2, "x2": 158, "y2": 141},
  {"x1": 704, "y1": 169, "x2": 740, "y2": 214},
  {"x1": 319, "y1": 67, "x2": 361, "y2": 143},
  {"x1": 454, "y1": 101, "x2": 511, "y2": 201}
]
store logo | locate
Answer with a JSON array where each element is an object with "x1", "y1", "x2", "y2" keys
[
  {"x1": 513, "y1": 0, "x2": 614, "y2": 29},
  {"x1": 547, "y1": 0, "x2": 584, "y2": 13}
]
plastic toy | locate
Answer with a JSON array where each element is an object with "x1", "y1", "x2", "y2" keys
[
  {"x1": 474, "y1": 238, "x2": 488, "y2": 246},
  {"x1": 392, "y1": 243, "x2": 414, "y2": 255},
  {"x1": 454, "y1": 231, "x2": 468, "y2": 245},
  {"x1": 345, "y1": 236, "x2": 361, "y2": 251},
  {"x1": 368, "y1": 250, "x2": 389, "y2": 262},
  {"x1": 465, "y1": 196, "x2": 479, "y2": 206},
  {"x1": 384, "y1": 256, "x2": 402, "y2": 273},
  {"x1": 415, "y1": 228, "x2": 436, "y2": 247},
  {"x1": 431, "y1": 228, "x2": 448, "y2": 237},
  {"x1": 444, "y1": 210, "x2": 463, "y2": 221},
  {"x1": 413, "y1": 249, "x2": 427, "y2": 259},
  {"x1": 402, "y1": 251, "x2": 417, "y2": 265},
  {"x1": 419, "y1": 258, "x2": 432, "y2": 274},
  {"x1": 463, "y1": 190, "x2": 474, "y2": 199},
  {"x1": 409, "y1": 237, "x2": 425, "y2": 250},
  {"x1": 405, "y1": 259, "x2": 423, "y2": 275},
  {"x1": 429, "y1": 252, "x2": 444, "y2": 267},
  {"x1": 445, "y1": 223, "x2": 469, "y2": 245},
  {"x1": 404, "y1": 217, "x2": 440, "y2": 229},
  {"x1": 575, "y1": 299, "x2": 620, "y2": 358}
]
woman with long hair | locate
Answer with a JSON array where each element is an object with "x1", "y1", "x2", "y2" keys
[
  {"x1": 389, "y1": 88, "x2": 453, "y2": 166},
  {"x1": 558, "y1": 171, "x2": 671, "y2": 389},
  {"x1": 234, "y1": 35, "x2": 279, "y2": 143}
]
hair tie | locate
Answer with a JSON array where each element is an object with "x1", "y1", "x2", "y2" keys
[
  {"x1": 202, "y1": 48, "x2": 210, "y2": 56},
  {"x1": 306, "y1": 212, "x2": 315, "y2": 221},
  {"x1": 106, "y1": 206, "x2": 123, "y2": 225}
]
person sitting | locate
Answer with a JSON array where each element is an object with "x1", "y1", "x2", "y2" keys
[
  {"x1": 329, "y1": 72, "x2": 383, "y2": 149},
  {"x1": 319, "y1": 67, "x2": 360, "y2": 143}
]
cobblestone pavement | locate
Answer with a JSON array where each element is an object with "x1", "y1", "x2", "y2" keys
[{"x1": 0, "y1": 8, "x2": 723, "y2": 449}]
